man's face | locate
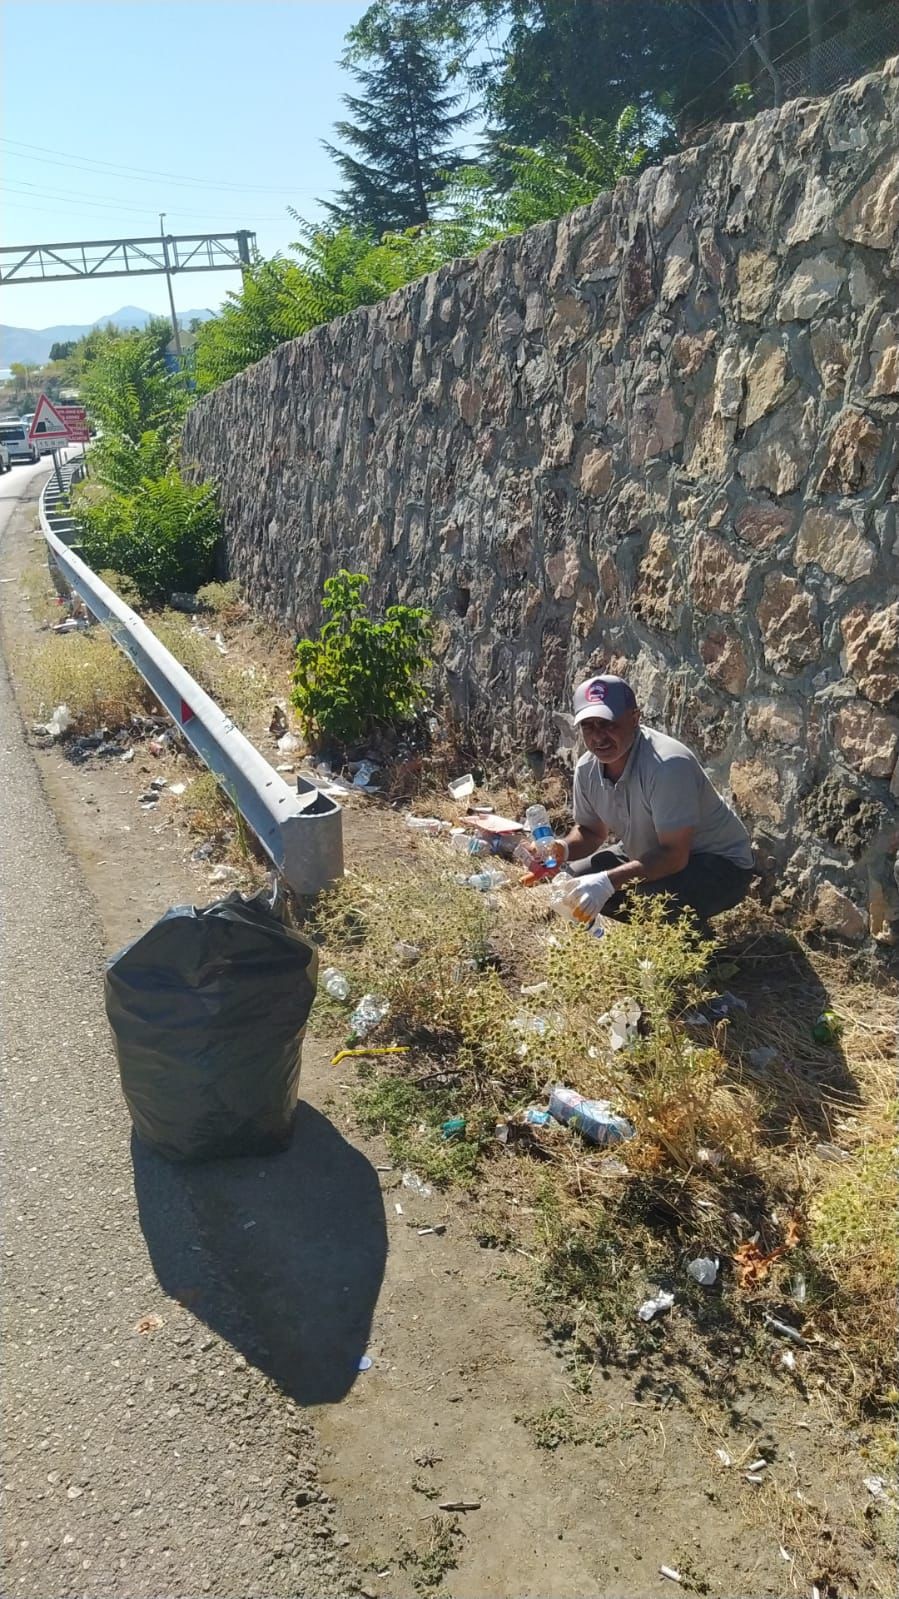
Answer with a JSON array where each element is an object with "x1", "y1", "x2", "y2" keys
[{"x1": 580, "y1": 707, "x2": 639, "y2": 765}]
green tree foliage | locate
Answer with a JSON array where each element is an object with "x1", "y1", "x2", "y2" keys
[
  {"x1": 79, "y1": 319, "x2": 188, "y2": 494},
  {"x1": 48, "y1": 340, "x2": 77, "y2": 362},
  {"x1": 323, "y1": 0, "x2": 471, "y2": 232},
  {"x1": 74, "y1": 474, "x2": 221, "y2": 605},
  {"x1": 292, "y1": 570, "x2": 431, "y2": 746}
]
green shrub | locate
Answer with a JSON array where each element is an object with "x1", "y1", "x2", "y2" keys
[
  {"x1": 292, "y1": 570, "x2": 430, "y2": 745},
  {"x1": 74, "y1": 472, "x2": 221, "y2": 605}
]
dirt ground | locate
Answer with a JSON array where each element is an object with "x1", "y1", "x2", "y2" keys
[{"x1": 2, "y1": 491, "x2": 894, "y2": 1599}]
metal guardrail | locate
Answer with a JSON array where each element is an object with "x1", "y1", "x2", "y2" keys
[{"x1": 38, "y1": 462, "x2": 343, "y2": 895}]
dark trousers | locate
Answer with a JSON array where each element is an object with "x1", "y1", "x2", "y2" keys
[{"x1": 568, "y1": 844, "x2": 754, "y2": 924}]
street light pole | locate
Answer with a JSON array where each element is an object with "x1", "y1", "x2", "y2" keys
[{"x1": 159, "y1": 212, "x2": 183, "y2": 359}]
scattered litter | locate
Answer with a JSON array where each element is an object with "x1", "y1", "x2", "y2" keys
[
  {"x1": 394, "y1": 1203, "x2": 404, "y2": 1216},
  {"x1": 495, "y1": 1121, "x2": 510, "y2": 1144},
  {"x1": 448, "y1": 773, "x2": 475, "y2": 800},
  {"x1": 638, "y1": 1290, "x2": 674, "y2": 1322},
  {"x1": 149, "y1": 777, "x2": 168, "y2": 791},
  {"x1": 520, "y1": 981, "x2": 550, "y2": 996},
  {"x1": 659, "y1": 1566, "x2": 682, "y2": 1584},
  {"x1": 120, "y1": 748, "x2": 135, "y2": 762},
  {"x1": 747, "y1": 1458, "x2": 769, "y2": 1473},
  {"x1": 417, "y1": 1225, "x2": 446, "y2": 1237},
  {"x1": 812, "y1": 1010, "x2": 843, "y2": 1044},
  {"x1": 352, "y1": 760, "x2": 379, "y2": 788},
  {"x1": 269, "y1": 705, "x2": 289, "y2": 737},
  {"x1": 331, "y1": 1045, "x2": 408, "y2": 1067},
  {"x1": 358, "y1": 1355, "x2": 373, "y2": 1371},
  {"x1": 438, "y1": 1500, "x2": 480, "y2": 1512},
  {"x1": 349, "y1": 993, "x2": 390, "y2": 1038},
  {"x1": 209, "y1": 865, "x2": 240, "y2": 885},
  {"x1": 685, "y1": 991, "x2": 747, "y2": 1026},
  {"x1": 715, "y1": 1448, "x2": 732, "y2": 1467},
  {"x1": 779, "y1": 1546, "x2": 792, "y2": 1563},
  {"x1": 277, "y1": 732, "x2": 300, "y2": 754},
  {"x1": 864, "y1": 1475, "x2": 889, "y2": 1501},
  {"x1": 745, "y1": 1472, "x2": 766, "y2": 1485},
  {"x1": 780, "y1": 1351, "x2": 797, "y2": 1371},
  {"x1": 134, "y1": 1314, "x2": 164, "y2": 1334},
  {"x1": 549, "y1": 1085, "x2": 635, "y2": 1147},
  {"x1": 598, "y1": 1157, "x2": 628, "y2": 1177},
  {"x1": 394, "y1": 941, "x2": 421, "y2": 965},
  {"x1": 814, "y1": 1141, "x2": 852, "y2": 1164},
  {"x1": 191, "y1": 840, "x2": 215, "y2": 862},
  {"x1": 43, "y1": 703, "x2": 73, "y2": 739},
  {"x1": 463, "y1": 867, "x2": 506, "y2": 891},
  {"x1": 792, "y1": 1271, "x2": 807, "y2": 1305},
  {"x1": 169, "y1": 782, "x2": 187, "y2": 796},
  {"x1": 512, "y1": 1013, "x2": 550, "y2": 1038},
  {"x1": 275, "y1": 763, "x2": 295, "y2": 773},
  {"x1": 402, "y1": 1171, "x2": 433, "y2": 1199},
  {"x1": 697, "y1": 1147, "x2": 724, "y2": 1167},
  {"x1": 598, "y1": 996, "x2": 641, "y2": 1051},
  {"x1": 52, "y1": 616, "x2": 91, "y2": 633},
  {"x1": 139, "y1": 793, "x2": 160, "y2": 810},
  {"x1": 733, "y1": 1240, "x2": 788, "y2": 1288},
  {"x1": 687, "y1": 1256, "x2": 719, "y2": 1287},
  {"x1": 322, "y1": 967, "x2": 351, "y2": 1001},
  {"x1": 406, "y1": 815, "x2": 451, "y2": 833},
  {"x1": 66, "y1": 1485, "x2": 85, "y2": 1500},
  {"x1": 213, "y1": 631, "x2": 229, "y2": 655},
  {"x1": 748, "y1": 1045, "x2": 778, "y2": 1068},
  {"x1": 524, "y1": 1107, "x2": 552, "y2": 1126},
  {"x1": 763, "y1": 1313, "x2": 810, "y2": 1347},
  {"x1": 441, "y1": 1117, "x2": 466, "y2": 1141}
]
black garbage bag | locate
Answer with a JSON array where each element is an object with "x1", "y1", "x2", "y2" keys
[{"x1": 105, "y1": 888, "x2": 318, "y2": 1162}]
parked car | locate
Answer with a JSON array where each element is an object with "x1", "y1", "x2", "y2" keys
[
  {"x1": 0, "y1": 441, "x2": 10, "y2": 473},
  {"x1": 0, "y1": 418, "x2": 41, "y2": 465}
]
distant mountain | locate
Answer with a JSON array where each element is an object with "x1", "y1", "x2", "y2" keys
[{"x1": 0, "y1": 306, "x2": 217, "y2": 367}]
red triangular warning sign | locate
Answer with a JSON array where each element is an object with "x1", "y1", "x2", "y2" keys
[{"x1": 28, "y1": 393, "x2": 71, "y2": 442}]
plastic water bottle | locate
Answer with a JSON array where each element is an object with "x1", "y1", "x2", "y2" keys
[
  {"x1": 450, "y1": 829, "x2": 491, "y2": 857},
  {"x1": 525, "y1": 805, "x2": 559, "y2": 869},
  {"x1": 550, "y1": 874, "x2": 605, "y2": 937},
  {"x1": 322, "y1": 966, "x2": 350, "y2": 1001},
  {"x1": 548, "y1": 1085, "x2": 634, "y2": 1146}
]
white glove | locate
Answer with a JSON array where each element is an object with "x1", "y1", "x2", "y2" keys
[{"x1": 570, "y1": 870, "x2": 615, "y2": 918}]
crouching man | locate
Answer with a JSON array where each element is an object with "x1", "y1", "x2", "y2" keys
[{"x1": 553, "y1": 675, "x2": 756, "y2": 926}]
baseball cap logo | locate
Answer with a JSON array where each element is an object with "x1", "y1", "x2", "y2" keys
[{"x1": 585, "y1": 680, "x2": 607, "y2": 703}]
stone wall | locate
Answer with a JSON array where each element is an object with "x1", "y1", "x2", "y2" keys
[{"x1": 183, "y1": 62, "x2": 899, "y2": 944}]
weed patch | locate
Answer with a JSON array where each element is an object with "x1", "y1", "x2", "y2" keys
[{"x1": 24, "y1": 631, "x2": 147, "y2": 732}]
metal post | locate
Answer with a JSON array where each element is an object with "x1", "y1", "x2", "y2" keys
[
  {"x1": 159, "y1": 212, "x2": 183, "y2": 359},
  {"x1": 52, "y1": 447, "x2": 64, "y2": 494}
]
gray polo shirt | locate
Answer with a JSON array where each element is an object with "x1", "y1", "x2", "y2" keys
[{"x1": 573, "y1": 726, "x2": 754, "y2": 868}]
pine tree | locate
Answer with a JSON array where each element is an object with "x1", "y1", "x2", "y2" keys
[{"x1": 323, "y1": 1, "x2": 470, "y2": 236}]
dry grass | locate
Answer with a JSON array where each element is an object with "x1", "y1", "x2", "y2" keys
[
  {"x1": 23, "y1": 631, "x2": 148, "y2": 732},
  {"x1": 153, "y1": 609, "x2": 275, "y2": 729},
  {"x1": 310, "y1": 847, "x2": 898, "y2": 1436}
]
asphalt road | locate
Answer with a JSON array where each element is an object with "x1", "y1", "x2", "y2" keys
[{"x1": 0, "y1": 467, "x2": 356, "y2": 1599}]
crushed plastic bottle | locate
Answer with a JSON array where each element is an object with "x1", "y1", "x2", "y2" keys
[
  {"x1": 406, "y1": 815, "x2": 452, "y2": 834},
  {"x1": 322, "y1": 967, "x2": 350, "y2": 1002},
  {"x1": 450, "y1": 829, "x2": 491, "y2": 857},
  {"x1": 464, "y1": 867, "x2": 506, "y2": 891},
  {"x1": 686, "y1": 1256, "x2": 719, "y2": 1286},
  {"x1": 548, "y1": 1085, "x2": 634, "y2": 1146},
  {"x1": 349, "y1": 993, "x2": 390, "y2": 1038},
  {"x1": 550, "y1": 874, "x2": 605, "y2": 937},
  {"x1": 525, "y1": 804, "x2": 561, "y2": 869}
]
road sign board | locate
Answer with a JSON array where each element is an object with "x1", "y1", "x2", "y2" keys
[
  {"x1": 56, "y1": 404, "x2": 90, "y2": 443},
  {"x1": 28, "y1": 393, "x2": 70, "y2": 442}
]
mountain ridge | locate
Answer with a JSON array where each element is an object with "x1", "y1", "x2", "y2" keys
[{"x1": 1, "y1": 306, "x2": 216, "y2": 367}]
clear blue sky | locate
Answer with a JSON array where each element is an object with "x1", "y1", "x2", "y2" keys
[{"x1": 0, "y1": 1, "x2": 381, "y2": 329}]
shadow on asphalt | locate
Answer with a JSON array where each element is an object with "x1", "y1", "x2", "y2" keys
[{"x1": 132, "y1": 1101, "x2": 387, "y2": 1405}]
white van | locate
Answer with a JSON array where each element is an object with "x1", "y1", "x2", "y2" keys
[
  {"x1": 0, "y1": 419, "x2": 41, "y2": 465},
  {"x1": 20, "y1": 413, "x2": 57, "y2": 457}
]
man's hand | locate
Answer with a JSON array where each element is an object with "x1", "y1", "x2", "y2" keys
[{"x1": 570, "y1": 870, "x2": 615, "y2": 918}]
